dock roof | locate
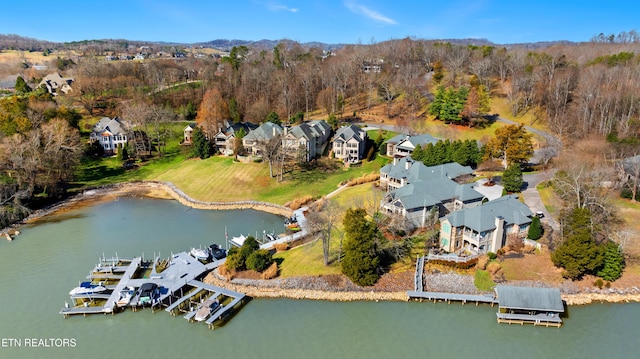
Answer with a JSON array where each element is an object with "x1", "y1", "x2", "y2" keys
[{"x1": 495, "y1": 286, "x2": 564, "y2": 312}]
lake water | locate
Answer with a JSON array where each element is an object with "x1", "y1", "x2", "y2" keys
[{"x1": 0, "y1": 198, "x2": 637, "y2": 359}]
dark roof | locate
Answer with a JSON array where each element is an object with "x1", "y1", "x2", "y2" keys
[{"x1": 495, "y1": 286, "x2": 564, "y2": 312}]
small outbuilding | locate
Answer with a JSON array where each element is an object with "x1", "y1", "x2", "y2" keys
[{"x1": 495, "y1": 286, "x2": 565, "y2": 327}]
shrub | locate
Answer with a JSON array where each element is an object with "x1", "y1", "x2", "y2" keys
[
  {"x1": 260, "y1": 262, "x2": 279, "y2": 279},
  {"x1": 274, "y1": 243, "x2": 289, "y2": 252},
  {"x1": 289, "y1": 195, "x2": 314, "y2": 210},
  {"x1": 528, "y1": 216, "x2": 543, "y2": 240},
  {"x1": 486, "y1": 262, "x2": 501, "y2": 276},
  {"x1": 487, "y1": 252, "x2": 497, "y2": 260},
  {"x1": 476, "y1": 255, "x2": 489, "y2": 270},
  {"x1": 347, "y1": 173, "x2": 380, "y2": 186},
  {"x1": 594, "y1": 278, "x2": 604, "y2": 289},
  {"x1": 246, "y1": 249, "x2": 274, "y2": 272}
]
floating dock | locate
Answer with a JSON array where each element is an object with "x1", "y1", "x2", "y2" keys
[{"x1": 60, "y1": 250, "x2": 247, "y2": 330}]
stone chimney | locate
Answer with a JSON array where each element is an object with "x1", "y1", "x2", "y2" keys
[{"x1": 491, "y1": 216, "x2": 505, "y2": 253}]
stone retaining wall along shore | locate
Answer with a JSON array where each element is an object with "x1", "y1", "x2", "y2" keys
[
  {"x1": 1, "y1": 181, "x2": 293, "y2": 236},
  {"x1": 203, "y1": 272, "x2": 409, "y2": 302},
  {"x1": 143, "y1": 181, "x2": 293, "y2": 217}
]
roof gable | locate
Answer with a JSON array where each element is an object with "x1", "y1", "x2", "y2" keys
[{"x1": 443, "y1": 195, "x2": 532, "y2": 232}]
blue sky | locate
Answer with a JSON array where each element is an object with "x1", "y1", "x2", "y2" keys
[{"x1": 1, "y1": 0, "x2": 638, "y2": 44}]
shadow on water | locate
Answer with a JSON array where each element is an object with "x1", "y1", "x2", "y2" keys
[{"x1": 27, "y1": 212, "x2": 88, "y2": 225}]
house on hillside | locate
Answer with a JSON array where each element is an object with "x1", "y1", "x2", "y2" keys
[
  {"x1": 385, "y1": 134, "x2": 439, "y2": 157},
  {"x1": 183, "y1": 123, "x2": 196, "y2": 144},
  {"x1": 439, "y1": 195, "x2": 533, "y2": 255},
  {"x1": 38, "y1": 73, "x2": 74, "y2": 95},
  {"x1": 243, "y1": 122, "x2": 283, "y2": 156},
  {"x1": 331, "y1": 124, "x2": 367, "y2": 163},
  {"x1": 214, "y1": 120, "x2": 258, "y2": 155},
  {"x1": 379, "y1": 156, "x2": 483, "y2": 228},
  {"x1": 89, "y1": 117, "x2": 129, "y2": 155},
  {"x1": 282, "y1": 120, "x2": 332, "y2": 162}
]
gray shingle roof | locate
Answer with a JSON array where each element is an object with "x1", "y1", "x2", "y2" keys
[
  {"x1": 92, "y1": 117, "x2": 127, "y2": 136},
  {"x1": 495, "y1": 286, "x2": 564, "y2": 312},
  {"x1": 244, "y1": 122, "x2": 283, "y2": 142},
  {"x1": 333, "y1": 124, "x2": 364, "y2": 143},
  {"x1": 443, "y1": 195, "x2": 532, "y2": 233},
  {"x1": 380, "y1": 156, "x2": 474, "y2": 183},
  {"x1": 396, "y1": 134, "x2": 439, "y2": 151}
]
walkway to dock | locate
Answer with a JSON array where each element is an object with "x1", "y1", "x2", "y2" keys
[
  {"x1": 258, "y1": 207, "x2": 309, "y2": 250},
  {"x1": 408, "y1": 254, "x2": 496, "y2": 305},
  {"x1": 407, "y1": 291, "x2": 497, "y2": 305}
]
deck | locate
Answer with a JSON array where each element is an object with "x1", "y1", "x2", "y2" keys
[{"x1": 497, "y1": 312, "x2": 562, "y2": 327}]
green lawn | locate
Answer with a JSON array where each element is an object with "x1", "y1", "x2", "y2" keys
[{"x1": 474, "y1": 269, "x2": 496, "y2": 291}]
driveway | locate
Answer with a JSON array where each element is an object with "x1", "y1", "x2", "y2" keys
[{"x1": 522, "y1": 170, "x2": 559, "y2": 231}]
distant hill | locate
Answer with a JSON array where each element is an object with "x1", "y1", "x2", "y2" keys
[{"x1": 0, "y1": 33, "x2": 575, "y2": 53}]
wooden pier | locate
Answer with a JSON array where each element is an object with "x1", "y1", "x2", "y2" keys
[
  {"x1": 60, "y1": 251, "x2": 248, "y2": 331},
  {"x1": 407, "y1": 291, "x2": 498, "y2": 306},
  {"x1": 408, "y1": 255, "x2": 565, "y2": 327}
]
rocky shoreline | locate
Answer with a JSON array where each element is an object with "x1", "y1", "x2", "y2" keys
[
  {"x1": 203, "y1": 270, "x2": 640, "y2": 306},
  {"x1": 5, "y1": 180, "x2": 640, "y2": 306}
]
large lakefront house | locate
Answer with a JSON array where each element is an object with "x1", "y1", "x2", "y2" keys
[
  {"x1": 331, "y1": 124, "x2": 368, "y2": 163},
  {"x1": 213, "y1": 120, "x2": 258, "y2": 156},
  {"x1": 439, "y1": 195, "x2": 533, "y2": 254},
  {"x1": 89, "y1": 117, "x2": 129, "y2": 155},
  {"x1": 379, "y1": 155, "x2": 534, "y2": 254},
  {"x1": 281, "y1": 120, "x2": 332, "y2": 162},
  {"x1": 380, "y1": 156, "x2": 483, "y2": 228}
]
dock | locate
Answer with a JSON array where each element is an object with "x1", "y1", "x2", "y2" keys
[
  {"x1": 60, "y1": 250, "x2": 248, "y2": 331},
  {"x1": 408, "y1": 255, "x2": 565, "y2": 327},
  {"x1": 407, "y1": 291, "x2": 497, "y2": 306}
]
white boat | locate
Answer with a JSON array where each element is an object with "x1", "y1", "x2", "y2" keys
[
  {"x1": 69, "y1": 281, "x2": 108, "y2": 296},
  {"x1": 194, "y1": 299, "x2": 221, "y2": 322},
  {"x1": 190, "y1": 247, "x2": 209, "y2": 261},
  {"x1": 230, "y1": 234, "x2": 247, "y2": 247},
  {"x1": 116, "y1": 286, "x2": 136, "y2": 307}
]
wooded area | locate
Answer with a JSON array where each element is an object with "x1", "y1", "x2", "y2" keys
[{"x1": 1, "y1": 33, "x2": 639, "y2": 264}]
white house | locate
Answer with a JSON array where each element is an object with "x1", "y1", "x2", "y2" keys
[
  {"x1": 332, "y1": 124, "x2": 367, "y2": 163},
  {"x1": 89, "y1": 117, "x2": 129, "y2": 155}
]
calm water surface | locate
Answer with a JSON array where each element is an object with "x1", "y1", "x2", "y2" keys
[{"x1": 0, "y1": 198, "x2": 637, "y2": 359}]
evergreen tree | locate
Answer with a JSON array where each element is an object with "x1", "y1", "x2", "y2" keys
[
  {"x1": 191, "y1": 126, "x2": 211, "y2": 159},
  {"x1": 229, "y1": 97, "x2": 240, "y2": 123},
  {"x1": 432, "y1": 140, "x2": 448, "y2": 164},
  {"x1": 246, "y1": 249, "x2": 274, "y2": 272},
  {"x1": 412, "y1": 144, "x2": 424, "y2": 161},
  {"x1": 502, "y1": 164, "x2": 524, "y2": 192},
  {"x1": 15, "y1": 76, "x2": 31, "y2": 95},
  {"x1": 552, "y1": 208, "x2": 604, "y2": 279},
  {"x1": 265, "y1": 111, "x2": 281, "y2": 125},
  {"x1": 597, "y1": 241, "x2": 625, "y2": 281},
  {"x1": 528, "y1": 216, "x2": 543, "y2": 240},
  {"x1": 341, "y1": 208, "x2": 380, "y2": 286},
  {"x1": 422, "y1": 143, "x2": 436, "y2": 166}
]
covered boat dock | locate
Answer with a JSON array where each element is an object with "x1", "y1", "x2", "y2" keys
[{"x1": 495, "y1": 285, "x2": 565, "y2": 327}]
